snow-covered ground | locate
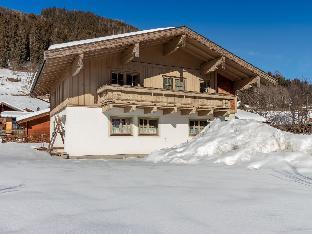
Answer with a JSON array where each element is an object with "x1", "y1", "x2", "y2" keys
[
  {"x1": 0, "y1": 68, "x2": 31, "y2": 95},
  {"x1": 1, "y1": 135, "x2": 312, "y2": 233}
]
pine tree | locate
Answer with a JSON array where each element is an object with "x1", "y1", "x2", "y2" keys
[{"x1": 0, "y1": 7, "x2": 138, "y2": 68}]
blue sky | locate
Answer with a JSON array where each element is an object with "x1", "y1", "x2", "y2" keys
[{"x1": 1, "y1": 0, "x2": 312, "y2": 81}]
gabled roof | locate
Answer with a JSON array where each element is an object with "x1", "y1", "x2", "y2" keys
[
  {"x1": 16, "y1": 108, "x2": 50, "y2": 123},
  {"x1": 0, "y1": 95, "x2": 49, "y2": 112},
  {"x1": 31, "y1": 26, "x2": 276, "y2": 95},
  {"x1": 49, "y1": 27, "x2": 174, "y2": 50},
  {"x1": 0, "y1": 101, "x2": 24, "y2": 111},
  {"x1": 1, "y1": 111, "x2": 27, "y2": 118}
]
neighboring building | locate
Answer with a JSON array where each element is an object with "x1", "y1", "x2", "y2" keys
[
  {"x1": 0, "y1": 111, "x2": 27, "y2": 135},
  {"x1": 0, "y1": 102, "x2": 23, "y2": 133},
  {"x1": 16, "y1": 108, "x2": 50, "y2": 141},
  {"x1": 31, "y1": 26, "x2": 276, "y2": 157},
  {"x1": 0, "y1": 96, "x2": 50, "y2": 136}
]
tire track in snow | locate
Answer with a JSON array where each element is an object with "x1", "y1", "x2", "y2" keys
[
  {"x1": 0, "y1": 184, "x2": 24, "y2": 194},
  {"x1": 272, "y1": 168, "x2": 312, "y2": 187}
]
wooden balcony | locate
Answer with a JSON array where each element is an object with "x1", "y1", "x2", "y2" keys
[{"x1": 97, "y1": 85, "x2": 236, "y2": 116}]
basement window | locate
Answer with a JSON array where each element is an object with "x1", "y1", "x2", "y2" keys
[
  {"x1": 111, "y1": 72, "x2": 124, "y2": 86},
  {"x1": 111, "y1": 117, "x2": 132, "y2": 135},
  {"x1": 189, "y1": 120, "x2": 209, "y2": 136},
  {"x1": 139, "y1": 118, "x2": 159, "y2": 136}
]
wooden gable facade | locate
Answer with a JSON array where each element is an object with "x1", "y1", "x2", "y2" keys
[{"x1": 31, "y1": 27, "x2": 275, "y2": 117}]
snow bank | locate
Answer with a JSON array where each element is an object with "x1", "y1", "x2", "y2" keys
[
  {"x1": 235, "y1": 109, "x2": 266, "y2": 122},
  {"x1": 147, "y1": 119, "x2": 312, "y2": 170}
]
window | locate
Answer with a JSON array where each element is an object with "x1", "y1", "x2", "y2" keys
[
  {"x1": 111, "y1": 118, "x2": 132, "y2": 135},
  {"x1": 111, "y1": 72, "x2": 124, "y2": 86},
  {"x1": 200, "y1": 80, "x2": 210, "y2": 93},
  {"x1": 189, "y1": 120, "x2": 209, "y2": 136},
  {"x1": 126, "y1": 73, "x2": 140, "y2": 86},
  {"x1": 139, "y1": 118, "x2": 159, "y2": 135},
  {"x1": 175, "y1": 78, "x2": 185, "y2": 91},
  {"x1": 163, "y1": 77, "x2": 173, "y2": 90},
  {"x1": 163, "y1": 76, "x2": 185, "y2": 91}
]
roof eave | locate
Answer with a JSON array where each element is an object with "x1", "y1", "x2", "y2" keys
[{"x1": 30, "y1": 60, "x2": 46, "y2": 96}]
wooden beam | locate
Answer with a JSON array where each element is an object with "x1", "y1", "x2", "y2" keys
[
  {"x1": 124, "y1": 105, "x2": 136, "y2": 113},
  {"x1": 102, "y1": 104, "x2": 113, "y2": 112},
  {"x1": 214, "y1": 109, "x2": 229, "y2": 117},
  {"x1": 185, "y1": 43, "x2": 215, "y2": 60},
  {"x1": 234, "y1": 76, "x2": 260, "y2": 90},
  {"x1": 226, "y1": 63, "x2": 250, "y2": 79},
  {"x1": 72, "y1": 53, "x2": 84, "y2": 77},
  {"x1": 180, "y1": 107, "x2": 196, "y2": 115},
  {"x1": 121, "y1": 43, "x2": 140, "y2": 64},
  {"x1": 197, "y1": 109, "x2": 213, "y2": 116},
  {"x1": 163, "y1": 35, "x2": 186, "y2": 56},
  {"x1": 162, "y1": 107, "x2": 177, "y2": 115},
  {"x1": 144, "y1": 106, "x2": 157, "y2": 114},
  {"x1": 201, "y1": 56, "x2": 225, "y2": 75}
]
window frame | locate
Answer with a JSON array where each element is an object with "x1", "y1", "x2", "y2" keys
[
  {"x1": 111, "y1": 70, "x2": 140, "y2": 87},
  {"x1": 200, "y1": 80, "x2": 211, "y2": 93},
  {"x1": 163, "y1": 75, "x2": 185, "y2": 91},
  {"x1": 111, "y1": 71, "x2": 124, "y2": 86},
  {"x1": 189, "y1": 119, "x2": 209, "y2": 136},
  {"x1": 126, "y1": 72, "x2": 140, "y2": 87},
  {"x1": 110, "y1": 117, "x2": 133, "y2": 136},
  {"x1": 138, "y1": 118, "x2": 159, "y2": 136}
]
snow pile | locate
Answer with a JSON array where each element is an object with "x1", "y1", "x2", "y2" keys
[
  {"x1": 147, "y1": 119, "x2": 312, "y2": 170},
  {"x1": 0, "y1": 68, "x2": 32, "y2": 95},
  {"x1": 235, "y1": 109, "x2": 266, "y2": 122}
]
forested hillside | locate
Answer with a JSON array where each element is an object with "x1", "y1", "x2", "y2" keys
[{"x1": 0, "y1": 7, "x2": 137, "y2": 69}]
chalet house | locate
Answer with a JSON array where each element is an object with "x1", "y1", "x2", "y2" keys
[{"x1": 30, "y1": 26, "x2": 275, "y2": 157}]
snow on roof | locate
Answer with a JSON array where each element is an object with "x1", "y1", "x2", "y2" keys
[
  {"x1": 0, "y1": 101, "x2": 23, "y2": 111},
  {"x1": 0, "y1": 95, "x2": 49, "y2": 112},
  {"x1": 48, "y1": 27, "x2": 175, "y2": 50},
  {"x1": 1, "y1": 111, "x2": 28, "y2": 118},
  {"x1": 235, "y1": 109, "x2": 266, "y2": 122},
  {"x1": 16, "y1": 108, "x2": 50, "y2": 122}
]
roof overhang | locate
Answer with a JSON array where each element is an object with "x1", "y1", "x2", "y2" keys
[
  {"x1": 0, "y1": 101, "x2": 24, "y2": 112},
  {"x1": 16, "y1": 109, "x2": 50, "y2": 123},
  {"x1": 31, "y1": 26, "x2": 276, "y2": 96}
]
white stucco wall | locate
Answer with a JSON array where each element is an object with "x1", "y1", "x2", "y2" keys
[{"x1": 61, "y1": 106, "x2": 213, "y2": 157}]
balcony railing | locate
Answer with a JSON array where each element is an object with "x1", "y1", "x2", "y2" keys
[{"x1": 97, "y1": 85, "x2": 236, "y2": 115}]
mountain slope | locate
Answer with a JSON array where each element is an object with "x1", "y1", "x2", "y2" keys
[
  {"x1": 0, "y1": 7, "x2": 138, "y2": 69},
  {"x1": 0, "y1": 68, "x2": 31, "y2": 95}
]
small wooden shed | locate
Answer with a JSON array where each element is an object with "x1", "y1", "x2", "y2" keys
[{"x1": 16, "y1": 109, "x2": 50, "y2": 142}]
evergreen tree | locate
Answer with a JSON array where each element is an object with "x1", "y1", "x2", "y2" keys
[{"x1": 0, "y1": 7, "x2": 137, "y2": 69}]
